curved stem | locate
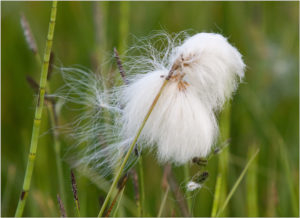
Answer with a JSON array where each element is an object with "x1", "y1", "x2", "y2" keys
[{"x1": 97, "y1": 79, "x2": 169, "y2": 217}]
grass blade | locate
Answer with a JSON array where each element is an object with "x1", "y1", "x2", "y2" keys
[{"x1": 216, "y1": 148, "x2": 260, "y2": 217}]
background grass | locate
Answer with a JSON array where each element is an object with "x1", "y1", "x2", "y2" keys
[{"x1": 2, "y1": 1, "x2": 299, "y2": 217}]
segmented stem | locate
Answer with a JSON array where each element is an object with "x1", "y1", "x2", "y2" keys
[{"x1": 15, "y1": 1, "x2": 58, "y2": 216}]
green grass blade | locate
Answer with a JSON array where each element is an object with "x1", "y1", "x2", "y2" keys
[
  {"x1": 216, "y1": 148, "x2": 260, "y2": 217},
  {"x1": 246, "y1": 145, "x2": 259, "y2": 216}
]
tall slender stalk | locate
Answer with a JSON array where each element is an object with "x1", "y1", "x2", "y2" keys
[
  {"x1": 97, "y1": 61, "x2": 179, "y2": 217},
  {"x1": 211, "y1": 103, "x2": 231, "y2": 217},
  {"x1": 15, "y1": 2, "x2": 58, "y2": 216},
  {"x1": 157, "y1": 185, "x2": 170, "y2": 217},
  {"x1": 246, "y1": 145, "x2": 258, "y2": 216},
  {"x1": 138, "y1": 156, "x2": 145, "y2": 216},
  {"x1": 183, "y1": 164, "x2": 192, "y2": 214},
  {"x1": 216, "y1": 148, "x2": 260, "y2": 217},
  {"x1": 210, "y1": 173, "x2": 222, "y2": 217}
]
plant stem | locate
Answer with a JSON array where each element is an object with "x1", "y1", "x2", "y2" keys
[
  {"x1": 157, "y1": 185, "x2": 170, "y2": 217},
  {"x1": 216, "y1": 148, "x2": 260, "y2": 217},
  {"x1": 246, "y1": 145, "x2": 258, "y2": 216},
  {"x1": 97, "y1": 77, "x2": 171, "y2": 217},
  {"x1": 211, "y1": 103, "x2": 230, "y2": 216},
  {"x1": 15, "y1": 1, "x2": 58, "y2": 217},
  {"x1": 183, "y1": 164, "x2": 192, "y2": 214},
  {"x1": 46, "y1": 99, "x2": 66, "y2": 210},
  {"x1": 138, "y1": 157, "x2": 145, "y2": 217},
  {"x1": 211, "y1": 173, "x2": 222, "y2": 217}
]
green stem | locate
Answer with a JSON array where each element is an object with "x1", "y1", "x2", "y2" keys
[
  {"x1": 216, "y1": 148, "x2": 260, "y2": 217},
  {"x1": 157, "y1": 185, "x2": 170, "y2": 217},
  {"x1": 15, "y1": 1, "x2": 58, "y2": 216},
  {"x1": 246, "y1": 145, "x2": 258, "y2": 216},
  {"x1": 138, "y1": 156, "x2": 145, "y2": 217},
  {"x1": 211, "y1": 103, "x2": 230, "y2": 216},
  {"x1": 75, "y1": 200, "x2": 80, "y2": 217},
  {"x1": 47, "y1": 102, "x2": 66, "y2": 211},
  {"x1": 97, "y1": 79, "x2": 169, "y2": 217},
  {"x1": 183, "y1": 164, "x2": 192, "y2": 214},
  {"x1": 211, "y1": 173, "x2": 222, "y2": 217}
]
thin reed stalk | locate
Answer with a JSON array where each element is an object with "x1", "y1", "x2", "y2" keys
[
  {"x1": 216, "y1": 148, "x2": 260, "y2": 217},
  {"x1": 71, "y1": 170, "x2": 80, "y2": 217},
  {"x1": 77, "y1": 167, "x2": 137, "y2": 215},
  {"x1": 138, "y1": 156, "x2": 145, "y2": 216},
  {"x1": 15, "y1": 2, "x2": 58, "y2": 216},
  {"x1": 22, "y1": 11, "x2": 66, "y2": 209},
  {"x1": 246, "y1": 145, "x2": 258, "y2": 216},
  {"x1": 183, "y1": 164, "x2": 192, "y2": 214},
  {"x1": 211, "y1": 103, "x2": 231, "y2": 217},
  {"x1": 57, "y1": 194, "x2": 67, "y2": 217},
  {"x1": 97, "y1": 60, "x2": 180, "y2": 217},
  {"x1": 114, "y1": 47, "x2": 145, "y2": 217},
  {"x1": 211, "y1": 173, "x2": 222, "y2": 217},
  {"x1": 157, "y1": 185, "x2": 170, "y2": 217},
  {"x1": 105, "y1": 174, "x2": 128, "y2": 217}
]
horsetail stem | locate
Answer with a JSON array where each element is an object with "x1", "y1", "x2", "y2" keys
[{"x1": 15, "y1": 1, "x2": 58, "y2": 216}]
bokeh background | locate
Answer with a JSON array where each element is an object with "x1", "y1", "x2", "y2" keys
[{"x1": 2, "y1": 1, "x2": 299, "y2": 217}]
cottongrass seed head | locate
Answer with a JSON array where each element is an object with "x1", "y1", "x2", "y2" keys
[{"x1": 57, "y1": 31, "x2": 245, "y2": 177}]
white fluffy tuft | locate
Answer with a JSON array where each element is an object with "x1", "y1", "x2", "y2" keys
[
  {"x1": 186, "y1": 181, "x2": 202, "y2": 191},
  {"x1": 58, "y1": 32, "x2": 245, "y2": 175},
  {"x1": 119, "y1": 32, "x2": 245, "y2": 164},
  {"x1": 173, "y1": 33, "x2": 246, "y2": 110}
]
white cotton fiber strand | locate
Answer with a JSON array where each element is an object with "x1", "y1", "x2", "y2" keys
[
  {"x1": 120, "y1": 70, "x2": 218, "y2": 164},
  {"x1": 119, "y1": 32, "x2": 245, "y2": 164},
  {"x1": 59, "y1": 32, "x2": 245, "y2": 174},
  {"x1": 173, "y1": 33, "x2": 245, "y2": 110}
]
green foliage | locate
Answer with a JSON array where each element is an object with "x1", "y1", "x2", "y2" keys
[{"x1": 2, "y1": 1, "x2": 299, "y2": 217}]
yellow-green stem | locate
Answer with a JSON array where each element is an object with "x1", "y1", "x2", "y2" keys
[
  {"x1": 138, "y1": 156, "x2": 145, "y2": 217},
  {"x1": 15, "y1": 1, "x2": 58, "y2": 216},
  {"x1": 75, "y1": 200, "x2": 80, "y2": 217},
  {"x1": 157, "y1": 185, "x2": 170, "y2": 217},
  {"x1": 216, "y1": 148, "x2": 260, "y2": 217},
  {"x1": 97, "y1": 79, "x2": 169, "y2": 217},
  {"x1": 246, "y1": 145, "x2": 258, "y2": 216},
  {"x1": 211, "y1": 173, "x2": 222, "y2": 217},
  {"x1": 211, "y1": 103, "x2": 230, "y2": 216}
]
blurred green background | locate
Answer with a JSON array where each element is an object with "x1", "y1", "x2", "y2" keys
[{"x1": 2, "y1": 1, "x2": 299, "y2": 217}]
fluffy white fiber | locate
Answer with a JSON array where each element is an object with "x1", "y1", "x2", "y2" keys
[
  {"x1": 58, "y1": 32, "x2": 245, "y2": 175},
  {"x1": 186, "y1": 181, "x2": 202, "y2": 192}
]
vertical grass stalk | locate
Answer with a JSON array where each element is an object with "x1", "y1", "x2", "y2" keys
[
  {"x1": 15, "y1": 1, "x2": 58, "y2": 216},
  {"x1": 211, "y1": 103, "x2": 231, "y2": 217}
]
